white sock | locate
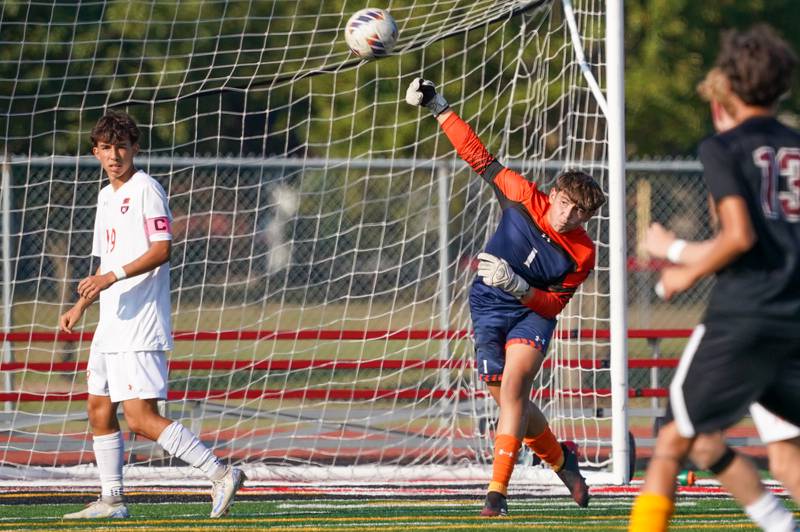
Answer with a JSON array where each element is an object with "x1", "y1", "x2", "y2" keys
[
  {"x1": 93, "y1": 431, "x2": 124, "y2": 499},
  {"x1": 157, "y1": 421, "x2": 226, "y2": 481},
  {"x1": 744, "y1": 491, "x2": 796, "y2": 532}
]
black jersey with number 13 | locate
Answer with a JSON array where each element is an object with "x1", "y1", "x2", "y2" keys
[{"x1": 699, "y1": 115, "x2": 800, "y2": 333}]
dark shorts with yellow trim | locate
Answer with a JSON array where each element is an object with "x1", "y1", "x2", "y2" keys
[{"x1": 471, "y1": 305, "x2": 556, "y2": 382}]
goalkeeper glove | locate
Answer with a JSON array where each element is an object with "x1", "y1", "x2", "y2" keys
[
  {"x1": 477, "y1": 252, "x2": 530, "y2": 299},
  {"x1": 405, "y1": 77, "x2": 450, "y2": 117}
]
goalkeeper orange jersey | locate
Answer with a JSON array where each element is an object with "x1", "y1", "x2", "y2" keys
[{"x1": 441, "y1": 112, "x2": 595, "y2": 319}]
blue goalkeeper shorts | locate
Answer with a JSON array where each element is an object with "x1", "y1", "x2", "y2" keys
[{"x1": 470, "y1": 299, "x2": 556, "y2": 383}]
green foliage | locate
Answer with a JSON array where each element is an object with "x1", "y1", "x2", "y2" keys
[
  {"x1": 625, "y1": 0, "x2": 800, "y2": 155},
  {"x1": 2, "y1": 1, "x2": 800, "y2": 157}
]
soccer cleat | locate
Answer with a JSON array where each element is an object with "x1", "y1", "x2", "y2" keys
[
  {"x1": 63, "y1": 498, "x2": 129, "y2": 519},
  {"x1": 210, "y1": 467, "x2": 246, "y2": 518},
  {"x1": 555, "y1": 441, "x2": 590, "y2": 507},
  {"x1": 479, "y1": 491, "x2": 508, "y2": 517}
]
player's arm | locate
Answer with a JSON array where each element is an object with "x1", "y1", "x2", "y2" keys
[
  {"x1": 76, "y1": 240, "x2": 171, "y2": 301},
  {"x1": 644, "y1": 220, "x2": 719, "y2": 266},
  {"x1": 657, "y1": 196, "x2": 754, "y2": 299},
  {"x1": 114, "y1": 239, "x2": 171, "y2": 279},
  {"x1": 654, "y1": 137, "x2": 756, "y2": 299},
  {"x1": 115, "y1": 239, "x2": 171, "y2": 279},
  {"x1": 476, "y1": 252, "x2": 588, "y2": 319},
  {"x1": 59, "y1": 295, "x2": 95, "y2": 333},
  {"x1": 520, "y1": 271, "x2": 586, "y2": 319},
  {"x1": 60, "y1": 266, "x2": 101, "y2": 333},
  {"x1": 405, "y1": 78, "x2": 533, "y2": 202}
]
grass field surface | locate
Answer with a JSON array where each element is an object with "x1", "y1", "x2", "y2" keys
[{"x1": 1, "y1": 482, "x2": 796, "y2": 531}]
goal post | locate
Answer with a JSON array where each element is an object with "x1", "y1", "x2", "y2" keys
[
  {"x1": 0, "y1": 0, "x2": 628, "y2": 484},
  {"x1": 606, "y1": 0, "x2": 630, "y2": 486}
]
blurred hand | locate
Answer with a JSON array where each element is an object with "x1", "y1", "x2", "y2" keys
[
  {"x1": 656, "y1": 265, "x2": 699, "y2": 301},
  {"x1": 645, "y1": 222, "x2": 677, "y2": 260}
]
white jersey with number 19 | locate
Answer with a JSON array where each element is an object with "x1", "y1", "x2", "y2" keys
[{"x1": 91, "y1": 170, "x2": 174, "y2": 352}]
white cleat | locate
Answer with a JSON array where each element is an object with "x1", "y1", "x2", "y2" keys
[
  {"x1": 63, "y1": 498, "x2": 129, "y2": 519},
  {"x1": 210, "y1": 467, "x2": 246, "y2": 518}
]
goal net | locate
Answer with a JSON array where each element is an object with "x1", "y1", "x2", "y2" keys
[{"x1": 1, "y1": 0, "x2": 620, "y2": 484}]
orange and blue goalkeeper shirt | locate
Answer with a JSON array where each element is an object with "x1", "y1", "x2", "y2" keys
[{"x1": 441, "y1": 112, "x2": 595, "y2": 319}]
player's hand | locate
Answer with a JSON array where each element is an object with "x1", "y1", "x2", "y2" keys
[
  {"x1": 77, "y1": 272, "x2": 116, "y2": 300},
  {"x1": 644, "y1": 223, "x2": 677, "y2": 260},
  {"x1": 59, "y1": 306, "x2": 84, "y2": 333},
  {"x1": 655, "y1": 265, "x2": 698, "y2": 301},
  {"x1": 405, "y1": 78, "x2": 450, "y2": 117},
  {"x1": 477, "y1": 252, "x2": 530, "y2": 299}
]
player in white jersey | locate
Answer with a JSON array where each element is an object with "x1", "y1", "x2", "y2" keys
[{"x1": 59, "y1": 111, "x2": 245, "y2": 519}]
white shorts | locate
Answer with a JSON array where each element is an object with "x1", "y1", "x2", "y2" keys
[
  {"x1": 87, "y1": 350, "x2": 168, "y2": 403},
  {"x1": 750, "y1": 402, "x2": 800, "y2": 444}
]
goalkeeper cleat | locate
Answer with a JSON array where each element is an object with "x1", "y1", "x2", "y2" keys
[
  {"x1": 63, "y1": 497, "x2": 129, "y2": 519},
  {"x1": 210, "y1": 467, "x2": 246, "y2": 518},
  {"x1": 479, "y1": 491, "x2": 508, "y2": 517},
  {"x1": 555, "y1": 441, "x2": 590, "y2": 508}
]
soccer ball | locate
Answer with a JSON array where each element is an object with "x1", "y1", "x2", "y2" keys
[{"x1": 344, "y1": 8, "x2": 398, "y2": 59}]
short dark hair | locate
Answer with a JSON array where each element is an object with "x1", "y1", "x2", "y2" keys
[
  {"x1": 553, "y1": 170, "x2": 606, "y2": 214},
  {"x1": 715, "y1": 24, "x2": 797, "y2": 107},
  {"x1": 91, "y1": 110, "x2": 140, "y2": 147}
]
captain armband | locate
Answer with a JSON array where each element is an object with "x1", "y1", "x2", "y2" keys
[{"x1": 146, "y1": 216, "x2": 172, "y2": 239}]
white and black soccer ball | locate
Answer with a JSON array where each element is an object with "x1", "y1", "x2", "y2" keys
[{"x1": 344, "y1": 8, "x2": 398, "y2": 59}]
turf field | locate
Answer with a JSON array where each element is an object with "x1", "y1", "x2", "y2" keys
[{"x1": 1, "y1": 483, "x2": 796, "y2": 531}]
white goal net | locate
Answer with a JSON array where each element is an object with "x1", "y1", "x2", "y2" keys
[{"x1": 0, "y1": 0, "x2": 622, "y2": 483}]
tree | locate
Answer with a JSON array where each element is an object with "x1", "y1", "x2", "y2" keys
[
  {"x1": 2, "y1": 1, "x2": 798, "y2": 157},
  {"x1": 624, "y1": 0, "x2": 800, "y2": 155}
]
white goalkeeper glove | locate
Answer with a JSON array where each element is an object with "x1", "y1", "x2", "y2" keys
[
  {"x1": 477, "y1": 252, "x2": 530, "y2": 299},
  {"x1": 405, "y1": 77, "x2": 450, "y2": 117}
]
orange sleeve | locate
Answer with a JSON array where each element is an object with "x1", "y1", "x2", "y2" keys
[
  {"x1": 522, "y1": 244, "x2": 594, "y2": 318},
  {"x1": 440, "y1": 113, "x2": 534, "y2": 202},
  {"x1": 492, "y1": 167, "x2": 535, "y2": 202},
  {"x1": 440, "y1": 112, "x2": 494, "y2": 174},
  {"x1": 522, "y1": 270, "x2": 589, "y2": 319}
]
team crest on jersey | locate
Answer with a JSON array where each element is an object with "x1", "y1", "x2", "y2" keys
[{"x1": 120, "y1": 197, "x2": 130, "y2": 214}]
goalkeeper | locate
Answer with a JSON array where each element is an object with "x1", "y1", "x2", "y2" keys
[{"x1": 407, "y1": 78, "x2": 605, "y2": 516}]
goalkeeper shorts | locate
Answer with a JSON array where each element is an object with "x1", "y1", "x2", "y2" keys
[{"x1": 471, "y1": 306, "x2": 556, "y2": 382}]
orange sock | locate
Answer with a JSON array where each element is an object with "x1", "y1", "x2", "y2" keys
[
  {"x1": 628, "y1": 492, "x2": 673, "y2": 532},
  {"x1": 488, "y1": 433, "x2": 521, "y2": 496},
  {"x1": 524, "y1": 425, "x2": 564, "y2": 471}
]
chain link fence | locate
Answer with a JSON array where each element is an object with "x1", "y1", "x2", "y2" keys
[
  {"x1": 624, "y1": 160, "x2": 711, "y2": 395},
  {"x1": 4, "y1": 156, "x2": 711, "y2": 398}
]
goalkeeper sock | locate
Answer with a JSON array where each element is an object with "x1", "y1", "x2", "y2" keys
[
  {"x1": 487, "y1": 434, "x2": 521, "y2": 496},
  {"x1": 628, "y1": 492, "x2": 673, "y2": 532},
  {"x1": 524, "y1": 425, "x2": 564, "y2": 471},
  {"x1": 157, "y1": 422, "x2": 226, "y2": 481},
  {"x1": 94, "y1": 431, "x2": 124, "y2": 499},
  {"x1": 744, "y1": 491, "x2": 796, "y2": 532}
]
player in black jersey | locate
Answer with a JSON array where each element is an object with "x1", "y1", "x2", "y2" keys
[{"x1": 630, "y1": 25, "x2": 800, "y2": 532}]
